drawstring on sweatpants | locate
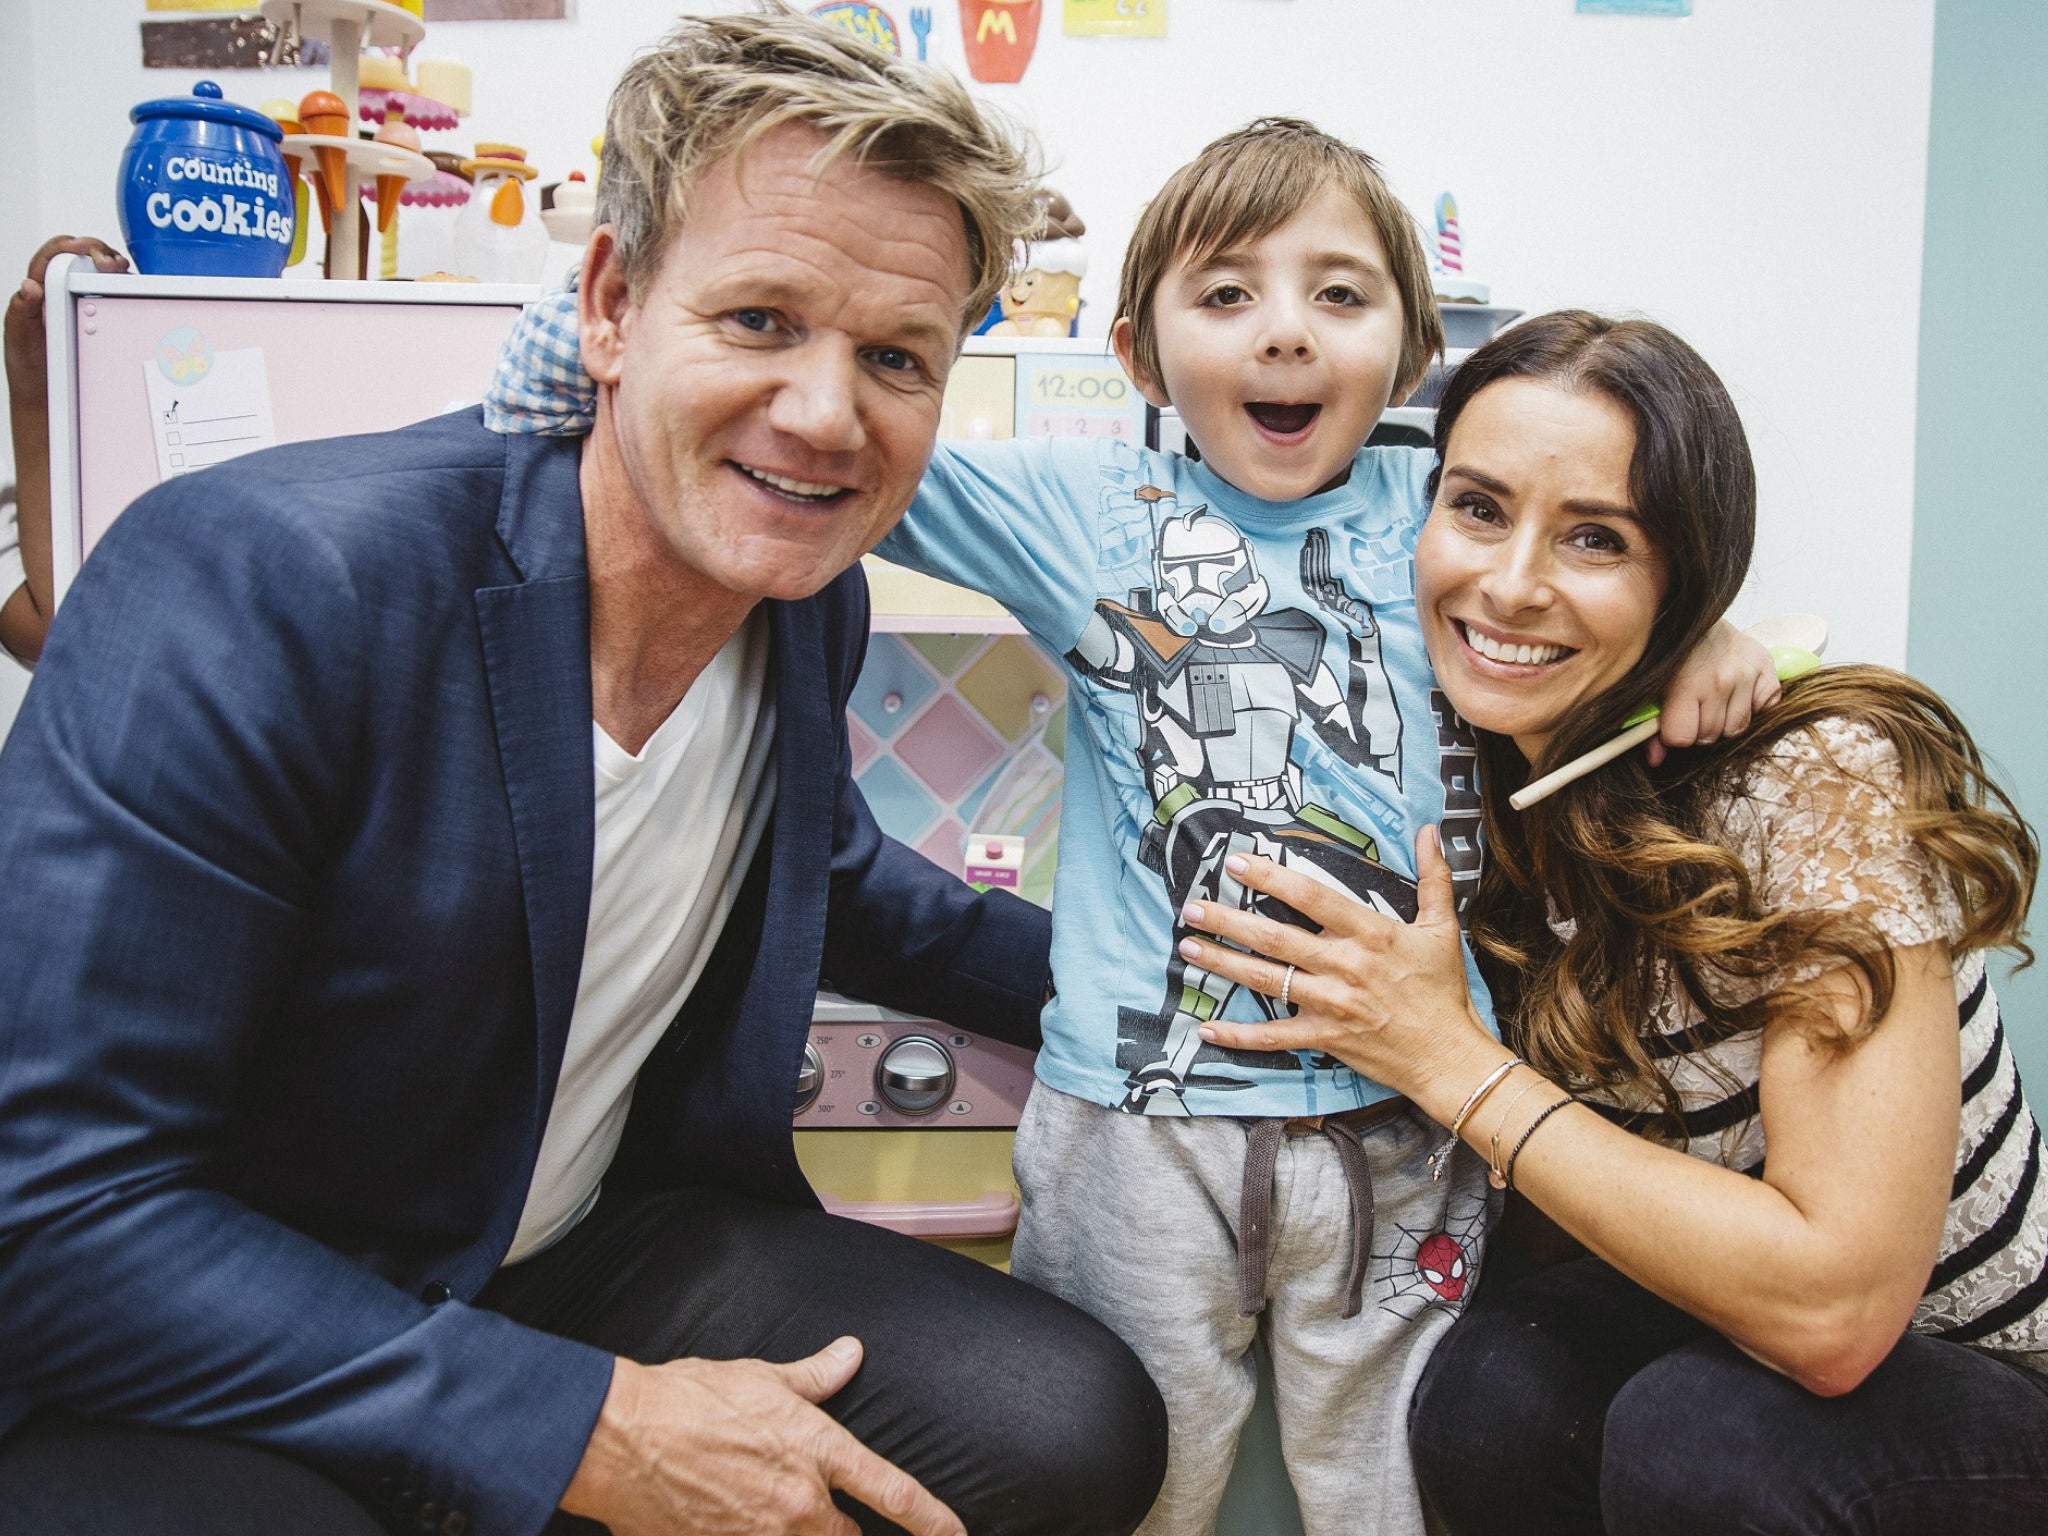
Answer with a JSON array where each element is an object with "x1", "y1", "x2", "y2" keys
[{"x1": 1236, "y1": 1109, "x2": 1383, "y2": 1321}]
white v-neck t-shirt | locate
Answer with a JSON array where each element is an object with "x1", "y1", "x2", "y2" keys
[{"x1": 506, "y1": 611, "x2": 777, "y2": 1264}]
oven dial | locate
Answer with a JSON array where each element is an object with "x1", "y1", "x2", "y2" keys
[
  {"x1": 876, "y1": 1035, "x2": 955, "y2": 1116},
  {"x1": 794, "y1": 1041, "x2": 824, "y2": 1114}
]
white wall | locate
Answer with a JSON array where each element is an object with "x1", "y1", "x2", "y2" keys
[{"x1": 5, "y1": 0, "x2": 1935, "y2": 680}]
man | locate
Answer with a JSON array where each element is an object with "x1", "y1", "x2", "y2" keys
[{"x1": 0, "y1": 11, "x2": 1166, "y2": 1534}]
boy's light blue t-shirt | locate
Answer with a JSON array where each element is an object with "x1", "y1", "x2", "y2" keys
[{"x1": 879, "y1": 436, "x2": 1494, "y2": 1118}]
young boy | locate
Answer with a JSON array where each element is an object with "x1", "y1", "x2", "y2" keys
[
  {"x1": 877, "y1": 123, "x2": 1497, "y2": 1534},
  {"x1": 486, "y1": 118, "x2": 1766, "y2": 1534}
]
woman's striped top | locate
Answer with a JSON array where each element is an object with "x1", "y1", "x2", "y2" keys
[{"x1": 1567, "y1": 716, "x2": 2048, "y2": 1367}]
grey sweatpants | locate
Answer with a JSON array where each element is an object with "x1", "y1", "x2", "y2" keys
[{"x1": 1011, "y1": 1082, "x2": 1495, "y2": 1536}]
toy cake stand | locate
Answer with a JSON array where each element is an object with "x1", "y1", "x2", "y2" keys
[
  {"x1": 259, "y1": 0, "x2": 426, "y2": 279},
  {"x1": 363, "y1": 166, "x2": 470, "y2": 209},
  {"x1": 281, "y1": 132, "x2": 433, "y2": 275},
  {"x1": 358, "y1": 90, "x2": 459, "y2": 132}
]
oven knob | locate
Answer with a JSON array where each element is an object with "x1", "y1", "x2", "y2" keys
[
  {"x1": 794, "y1": 1041, "x2": 824, "y2": 1114},
  {"x1": 876, "y1": 1035, "x2": 955, "y2": 1116}
]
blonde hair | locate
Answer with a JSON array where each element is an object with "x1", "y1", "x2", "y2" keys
[
  {"x1": 597, "y1": 3, "x2": 1038, "y2": 329},
  {"x1": 1115, "y1": 118, "x2": 1443, "y2": 400}
]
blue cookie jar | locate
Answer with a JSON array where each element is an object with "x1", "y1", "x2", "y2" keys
[{"x1": 120, "y1": 80, "x2": 295, "y2": 278}]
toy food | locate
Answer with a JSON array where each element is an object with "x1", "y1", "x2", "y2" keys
[
  {"x1": 413, "y1": 59, "x2": 472, "y2": 118},
  {"x1": 989, "y1": 188, "x2": 1087, "y2": 337},
  {"x1": 1432, "y1": 192, "x2": 1489, "y2": 305},
  {"x1": 373, "y1": 119, "x2": 421, "y2": 232},
  {"x1": 541, "y1": 170, "x2": 595, "y2": 244},
  {"x1": 358, "y1": 53, "x2": 409, "y2": 92},
  {"x1": 990, "y1": 240, "x2": 1085, "y2": 336},
  {"x1": 258, "y1": 99, "x2": 310, "y2": 268},
  {"x1": 297, "y1": 88, "x2": 350, "y2": 215}
]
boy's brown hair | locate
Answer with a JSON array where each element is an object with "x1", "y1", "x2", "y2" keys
[{"x1": 1115, "y1": 118, "x2": 1443, "y2": 402}]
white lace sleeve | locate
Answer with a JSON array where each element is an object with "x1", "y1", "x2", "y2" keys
[{"x1": 1715, "y1": 716, "x2": 1965, "y2": 960}]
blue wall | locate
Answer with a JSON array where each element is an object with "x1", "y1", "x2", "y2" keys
[{"x1": 1911, "y1": 0, "x2": 2048, "y2": 1085}]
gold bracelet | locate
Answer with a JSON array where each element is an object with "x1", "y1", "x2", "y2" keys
[
  {"x1": 1501, "y1": 1095, "x2": 1576, "y2": 1192},
  {"x1": 1430, "y1": 1057, "x2": 1523, "y2": 1181},
  {"x1": 1487, "y1": 1074, "x2": 1549, "y2": 1187}
]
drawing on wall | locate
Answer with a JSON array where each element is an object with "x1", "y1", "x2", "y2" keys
[
  {"x1": 424, "y1": 0, "x2": 569, "y2": 19},
  {"x1": 140, "y1": 15, "x2": 302, "y2": 69},
  {"x1": 1064, "y1": 0, "x2": 1166, "y2": 38},
  {"x1": 1575, "y1": 0, "x2": 1690, "y2": 14},
  {"x1": 960, "y1": 0, "x2": 1041, "y2": 82},
  {"x1": 810, "y1": 2, "x2": 903, "y2": 54}
]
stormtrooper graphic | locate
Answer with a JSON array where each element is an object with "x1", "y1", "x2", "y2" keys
[{"x1": 1067, "y1": 487, "x2": 1418, "y2": 1113}]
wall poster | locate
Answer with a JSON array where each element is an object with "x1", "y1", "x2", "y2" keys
[{"x1": 1064, "y1": 0, "x2": 1166, "y2": 37}]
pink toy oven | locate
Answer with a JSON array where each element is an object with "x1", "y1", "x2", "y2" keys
[{"x1": 801, "y1": 995, "x2": 1038, "y2": 1128}]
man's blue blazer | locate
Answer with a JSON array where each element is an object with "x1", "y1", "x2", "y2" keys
[{"x1": 0, "y1": 410, "x2": 1051, "y2": 1532}]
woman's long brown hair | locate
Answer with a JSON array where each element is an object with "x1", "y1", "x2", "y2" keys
[{"x1": 1437, "y1": 314, "x2": 2038, "y2": 1130}]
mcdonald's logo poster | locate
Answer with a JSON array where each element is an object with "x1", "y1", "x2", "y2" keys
[{"x1": 960, "y1": 0, "x2": 1041, "y2": 82}]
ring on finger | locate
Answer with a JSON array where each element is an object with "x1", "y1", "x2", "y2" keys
[{"x1": 1280, "y1": 963, "x2": 1296, "y2": 1008}]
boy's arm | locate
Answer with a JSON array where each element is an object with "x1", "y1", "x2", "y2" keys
[
  {"x1": 873, "y1": 436, "x2": 1102, "y2": 649},
  {"x1": 1649, "y1": 618, "x2": 1779, "y2": 766},
  {"x1": 2, "y1": 236, "x2": 129, "y2": 664}
]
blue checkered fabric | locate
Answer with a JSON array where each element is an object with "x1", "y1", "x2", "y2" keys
[{"x1": 483, "y1": 270, "x2": 597, "y2": 436}]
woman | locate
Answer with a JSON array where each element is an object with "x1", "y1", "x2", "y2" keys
[{"x1": 1174, "y1": 311, "x2": 2048, "y2": 1532}]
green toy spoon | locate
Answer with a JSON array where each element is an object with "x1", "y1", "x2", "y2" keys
[{"x1": 1507, "y1": 613, "x2": 1828, "y2": 812}]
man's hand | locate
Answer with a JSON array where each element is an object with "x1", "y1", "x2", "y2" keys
[
  {"x1": 1646, "y1": 617, "x2": 1778, "y2": 767},
  {"x1": 560, "y1": 1338, "x2": 966, "y2": 1536}
]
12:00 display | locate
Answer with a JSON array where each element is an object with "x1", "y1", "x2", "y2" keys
[{"x1": 1032, "y1": 371, "x2": 1129, "y2": 403}]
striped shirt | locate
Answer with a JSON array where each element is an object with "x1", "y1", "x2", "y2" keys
[{"x1": 1568, "y1": 717, "x2": 2048, "y2": 1367}]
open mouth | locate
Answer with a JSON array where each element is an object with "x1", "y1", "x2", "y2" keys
[
  {"x1": 734, "y1": 463, "x2": 852, "y2": 506},
  {"x1": 1456, "y1": 620, "x2": 1575, "y2": 668},
  {"x1": 1244, "y1": 402, "x2": 1321, "y2": 437}
]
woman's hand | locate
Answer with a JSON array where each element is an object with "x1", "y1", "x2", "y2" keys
[{"x1": 1181, "y1": 826, "x2": 1505, "y2": 1117}]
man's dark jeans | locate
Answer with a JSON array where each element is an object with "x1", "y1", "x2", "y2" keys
[{"x1": 0, "y1": 1187, "x2": 1168, "y2": 1536}]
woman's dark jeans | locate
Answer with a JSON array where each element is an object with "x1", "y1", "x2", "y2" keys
[{"x1": 1410, "y1": 1256, "x2": 2048, "y2": 1535}]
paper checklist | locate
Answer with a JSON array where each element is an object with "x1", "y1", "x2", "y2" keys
[{"x1": 143, "y1": 347, "x2": 277, "y2": 483}]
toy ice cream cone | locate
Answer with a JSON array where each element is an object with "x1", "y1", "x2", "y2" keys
[
  {"x1": 260, "y1": 99, "x2": 303, "y2": 182},
  {"x1": 298, "y1": 89, "x2": 350, "y2": 216},
  {"x1": 373, "y1": 119, "x2": 420, "y2": 232},
  {"x1": 259, "y1": 100, "x2": 311, "y2": 269}
]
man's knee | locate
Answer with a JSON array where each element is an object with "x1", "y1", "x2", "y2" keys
[
  {"x1": 984, "y1": 1302, "x2": 1168, "y2": 1536},
  {"x1": 0, "y1": 1411, "x2": 385, "y2": 1536}
]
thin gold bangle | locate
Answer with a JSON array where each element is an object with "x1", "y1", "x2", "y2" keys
[
  {"x1": 1431, "y1": 1057, "x2": 1523, "y2": 1182},
  {"x1": 1487, "y1": 1075, "x2": 1549, "y2": 1187},
  {"x1": 1503, "y1": 1096, "x2": 1576, "y2": 1191}
]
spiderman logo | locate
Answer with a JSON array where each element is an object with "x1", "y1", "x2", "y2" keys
[
  {"x1": 1414, "y1": 1232, "x2": 1469, "y2": 1301},
  {"x1": 1376, "y1": 1191, "x2": 1490, "y2": 1319}
]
